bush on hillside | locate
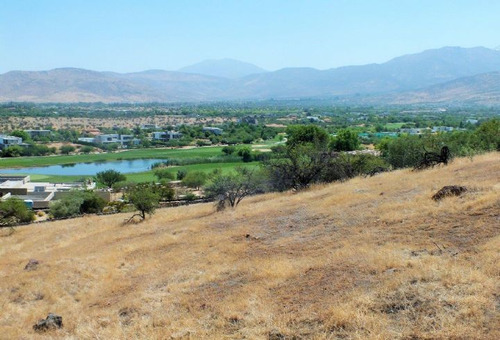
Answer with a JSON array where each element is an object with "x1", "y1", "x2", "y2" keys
[
  {"x1": 49, "y1": 191, "x2": 106, "y2": 218},
  {"x1": 0, "y1": 198, "x2": 35, "y2": 226}
]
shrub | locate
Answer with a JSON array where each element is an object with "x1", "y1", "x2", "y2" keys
[
  {"x1": 50, "y1": 195, "x2": 84, "y2": 218},
  {"x1": 80, "y1": 145, "x2": 94, "y2": 154},
  {"x1": 154, "y1": 168, "x2": 174, "y2": 181},
  {"x1": 177, "y1": 169, "x2": 188, "y2": 180},
  {"x1": 60, "y1": 145, "x2": 76, "y2": 154},
  {"x1": 184, "y1": 192, "x2": 197, "y2": 201},
  {"x1": 222, "y1": 145, "x2": 236, "y2": 155},
  {"x1": 49, "y1": 191, "x2": 106, "y2": 218},
  {"x1": 182, "y1": 171, "x2": 208, "y2": 189},
  {"x1": 0, "y1": 198, "x2": 35, "y2": 225},
  {"x1": 79, "y1": 191, "x2": 106, "y2": 214},
  {"x1": 237, "y1": 147, "x2": 253, "y2": 162}
]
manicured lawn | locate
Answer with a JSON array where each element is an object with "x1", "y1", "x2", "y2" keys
[
  {"x1": 0, "y1": 146, "x2": 224, "y2": 169},
  {"x1": 384, "y1": 122, "x2": 407, "y2": 129}
]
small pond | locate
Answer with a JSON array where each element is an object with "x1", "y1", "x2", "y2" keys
[{"x1": 0, "y1": 159, "x2": 167, "y2": 176}]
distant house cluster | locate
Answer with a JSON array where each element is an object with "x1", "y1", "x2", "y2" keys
[{"x1": 399, "y1": 126, "x2": 459, "y2": 135}]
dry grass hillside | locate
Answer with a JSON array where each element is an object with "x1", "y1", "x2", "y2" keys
[{"x1": 1, "y1": 153, "x2": 499, "y2": 339}]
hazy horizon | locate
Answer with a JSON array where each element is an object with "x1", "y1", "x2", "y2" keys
[{"x1": 1, "y1": 0, "x2": 499, "y2": 74}]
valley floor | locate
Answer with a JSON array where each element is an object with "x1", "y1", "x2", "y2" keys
[{"x1": 1, "y1": 153, "x2": 499, "y2": 339}]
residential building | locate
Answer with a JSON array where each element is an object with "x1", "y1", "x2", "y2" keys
[
  {"x1": 78, "y1": 137, "x2": 96, "y2": 143},
  {"x1": 152, "y1": 131, "x2": 182, "y2": 141},
  {"x1": 119, "y1": 135, "x2": 141, "y2": 147},
  {"x1": 202, "y1": 127, "x2": 223, "y2": 135},
  {"x1": 94, "y1": 134, "x2": 119, "y2": 144},
  {"x1": 432, "y1": 126, "x2": 454, "y2": 133},
  {"x1": 140, "y1": 124, "x2": 159, "y2": 130},
  {"x1": 24, "y1": 129, "x2": 51, "y2": 138},
  {"x1": 0, "y1": 175, "x2": 95, "y2": 209},
  {"x1": 399, "y1": 128, "x2": 430, "y2": 135},
  {"x1": 0, "y1": 135, "x2": 23, "y2": 149}
]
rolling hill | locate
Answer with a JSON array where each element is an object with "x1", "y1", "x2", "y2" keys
[
  {"x1": 1, "y1": 47, "x2": 500, "y2": 103},
  {"x1": 1, "y1": 153, "x2": 498, "y2": 338},
  {"x1": 387, "y1": 71, "x2": 500, "y2": 105}
]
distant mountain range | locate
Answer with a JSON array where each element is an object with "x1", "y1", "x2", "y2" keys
[
  {"x1": 178, "y1": 58, "x2": 267, "y2": 79},
  {"x1": 2, "y1": 46, "x2": 500, "y2": 104}
]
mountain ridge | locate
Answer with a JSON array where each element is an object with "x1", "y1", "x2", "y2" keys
[{"x1": 2, "y1": 46, "x2": 500, "y2": 104}]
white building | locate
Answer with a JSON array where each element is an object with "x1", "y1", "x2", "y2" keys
[
  {"x1": 94, "y1": 134, "x2": 120, "y2": 144},
  {"x1": 0, "y1": 135, "x2": 23, "y2": 149},
  {"x1": 152, "y1": 131, "x2": 182, "y2": 141},
  {"x1": 202, "y1": 127, "x2": 223, "y2": 135},
  {"x1": 432, "y1": 126, "x2": 454, "y2": 133}
]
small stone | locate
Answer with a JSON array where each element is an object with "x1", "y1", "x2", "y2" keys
[
  {"x1": 33, "y1": 313, "x2": 63, "y2": 332},
  {"x1": 24, "y1": 259, "x2": 40, "y2": 271},
  {"x1": 432, "y1": 185, "x2": 467, "y2": 201},
  {"x1": 268, "y1": 330, "x2": 286, "y2": 340}
]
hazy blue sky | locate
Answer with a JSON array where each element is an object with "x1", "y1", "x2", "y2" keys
[{"x1": 1, "y1": 0, "x2": 499, "y2": 73}]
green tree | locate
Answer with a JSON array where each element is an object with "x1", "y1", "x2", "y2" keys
[
  {"x1": 204, "y1": 167, "x2": 265, "y2": 210},
  {"x1": 222, "y1": 145, "x2": 236, "y2": 155},
  {"x1": 473, "y1": 119, "x2": 499, "y2": 151},
  {"x1": 330, "y1": 129, "x2": 360, "y2": 151},
  {"x1": 182, "y1": 171, "x2": 208, "y2": 190},
  {"x1": 1, "y1": 145, "x2": 24, "y2": 157},
  {"x1": 154, "y1": 168, "x2": 175, "y2": 181},
  {"x1": 10, "y1": 130, "x2": 31, "y2": 142},
  {"x1": 265, "y1": 143, "x2": 331, "y2": 191},
  {"x1": 264, "y1": 125, "x2": 332, "y2": 191},
  {"x1": 237, "y1": 146, "x2": 253, "y2": 162},
  {"x1": 286, "y1": 125, "x2": 330, "y2": 149},
  {"x1": 96, "y1": 170, "x2": 127, "y2": 188},
  {"x1": 126, "y1": 185, "x2": 160, "y2": 221}
]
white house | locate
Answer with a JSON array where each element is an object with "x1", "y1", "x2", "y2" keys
[
  {"x1": 0, "y1": 135, "x2": 23, "y2": 149},
  {"x1": 202, "y1": 127, "x2": 223, "y2": 135},
  {"x1": 152, "y1": 131, "x2": 182, "y2": 141},
  {"x1": 94, "y1": 134, "x2": 120, "y2": 144}
]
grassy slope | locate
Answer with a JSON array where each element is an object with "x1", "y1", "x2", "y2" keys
[{"x1": 1, "y1": 153, "x2": 499, "y2": 339}]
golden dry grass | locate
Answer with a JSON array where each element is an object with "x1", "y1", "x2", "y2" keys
[{"x1": 1, "y1": 153, "x2": 499, "y2": 339}]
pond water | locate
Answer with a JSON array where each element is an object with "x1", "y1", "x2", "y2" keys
[{"x1": 0, "y1": 159, "x2": 167, "y2": 176}]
